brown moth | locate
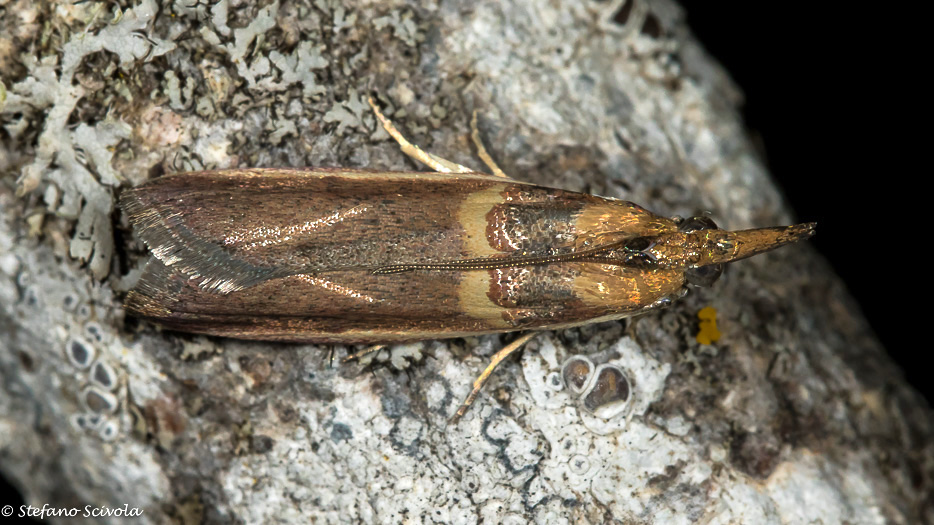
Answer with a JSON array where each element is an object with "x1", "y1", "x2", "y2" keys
[{"x1": 121, "y1": 98, "x2": 815, "y2": 421}]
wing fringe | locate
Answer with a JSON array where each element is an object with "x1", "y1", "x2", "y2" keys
[{"x1": 121, "y1": 188, "x2": 289, "y2": 294}]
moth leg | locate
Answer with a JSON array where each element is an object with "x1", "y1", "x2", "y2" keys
[
  {"x1": 368, "y1": 97, "x2": 474, "y2": 174},
  {"x1": 625, "y1": 315, "x2": 641, "y2": 340},
  {"x1": 342, "y1": 344, "x2": 386, "y2": 364},
  {"x1": 470, "y1": 110, "x2": 510, "y2": 179},
  {"x1": 451, "y1": 332, "x2": 539, "y2": 424}
]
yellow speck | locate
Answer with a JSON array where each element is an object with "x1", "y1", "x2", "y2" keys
[{"x1": 696, "y1": 306, "x2": 721, "y2": 345}]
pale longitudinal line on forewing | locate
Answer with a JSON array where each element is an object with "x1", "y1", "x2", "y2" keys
[
  {"x1": 293, "y1": 274, "x2": 378, "y2": 304},
  {"x1": 223, "y1": 205, "x2": 369, "y2": 250}
]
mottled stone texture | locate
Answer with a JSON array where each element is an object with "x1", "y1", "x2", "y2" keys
[{"x1": 1, "y1": 0, "x2": 931, "y2": 523}]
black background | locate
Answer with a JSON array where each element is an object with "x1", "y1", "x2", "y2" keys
[
  {"x1": 679, "y1": 0, "x2": 925, "y2": 403},
  {"x1": 1, "y1": 0, "x2": 927, "y2": 516}
]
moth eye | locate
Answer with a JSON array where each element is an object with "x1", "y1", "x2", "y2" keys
[
  {"x1": 678, "y1": 216, "x2": 719, "y2": 233},
  {"x1": 582, "y1": 365, "x2": 631, "y2": 418},
  {"x1": 686, "y1": 263, "x2": 724, "y2": 287},
  {"x1": 562, "y1": 356, "x2": 595, "y2": 395}
]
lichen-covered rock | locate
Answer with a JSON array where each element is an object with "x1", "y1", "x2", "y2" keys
[{"x1": 1, "y1": 0, "x2": 931, "y2": 523}]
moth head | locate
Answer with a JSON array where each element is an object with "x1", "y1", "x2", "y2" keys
[
  {"x1": 678, "y1": 216, "x2": 725, "y2": 286},
  {"x1": 622, "y1": 218, "x2": 816, "y2": 287}
]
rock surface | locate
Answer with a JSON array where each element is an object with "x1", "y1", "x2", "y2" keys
[{"x1": 1, "y1": 0, "x2": 931, "y2": 523}]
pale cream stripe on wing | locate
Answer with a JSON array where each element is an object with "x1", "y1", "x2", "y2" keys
[
  {"x1": 293, "y1": 274, "x2": 378, "y2": 304},
  {"x1": 224, "y1": 204, "x2": 369, "y2": 250}
]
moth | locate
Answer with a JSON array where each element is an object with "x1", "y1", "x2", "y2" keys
[{"x1": 121, "y1": 97, "x2": 815, "y2": 421}]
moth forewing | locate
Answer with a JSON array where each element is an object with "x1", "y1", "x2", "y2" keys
[{"x1": 122, "y1": 170, "x2": 694, "y2": 342}]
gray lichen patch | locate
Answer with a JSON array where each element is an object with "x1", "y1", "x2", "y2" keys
[
  {"x1": 268, "y1": 41, "x2": 329, "y2": 97},
  {"x1": 91, "y1": 360, "x2": 119, "y2": 391},
  {"x1": 323, "y1": 91, "x2": 370, "y2": 136},
  {"x1": 81, "y1": 385, "x2": 119, "y2": 415},
  {"x1": 373, "y1": 9, "x2": 422, "y2": 48},
  {"x1": 1, "y1": 185, "x2": 171, "y2": 514},
  {"x1": 66, "y1": 336, "x2": 95, "y2": 369},
  {"x1": 2, "y1": 0, "x2": 175, "y2": 279}
]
